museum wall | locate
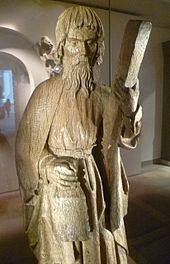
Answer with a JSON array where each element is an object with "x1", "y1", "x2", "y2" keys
[
  {"x1": 0, "y1": 0, "x2": 170, "y2": 192},
  {"x1": 140, "y1": 27, "x2": 170, "y2": 163}
]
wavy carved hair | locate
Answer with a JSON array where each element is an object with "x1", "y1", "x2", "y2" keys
[{"x1": 55, "y1": 6, "x2": 105, "y2": 65}]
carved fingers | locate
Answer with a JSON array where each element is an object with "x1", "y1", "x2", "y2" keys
[
  {"x1": 46, "y1": 158, "x2": 79, "y2": 188},
  {"x1": 54, "y1": 163, "x2": 78, "y2": 187}
]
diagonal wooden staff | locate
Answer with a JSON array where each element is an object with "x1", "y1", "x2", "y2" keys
[{"x1": 114, "y1": 20, "x2": 152, "y2": 89}]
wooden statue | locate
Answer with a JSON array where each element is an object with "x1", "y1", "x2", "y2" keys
[{"x1": 15, "y1": 6, "x2": 151, "y2": 264}]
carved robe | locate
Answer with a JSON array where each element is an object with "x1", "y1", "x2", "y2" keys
[{"x1": 16, "y1": 75, "x2": 141, "y2": 264}]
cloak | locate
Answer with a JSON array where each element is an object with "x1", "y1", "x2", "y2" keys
[{"x1": 15, "y1": 74, "x2": 141, "y2": 263}]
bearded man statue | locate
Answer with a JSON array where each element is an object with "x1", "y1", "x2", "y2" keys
[{"x1": 16, "y1": 6, "x2": 143, "y2": 264}]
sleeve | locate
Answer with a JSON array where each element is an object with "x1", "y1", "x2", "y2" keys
[
  {"x1": 15, "y1": 78, "x2": 61, "y2": 202},
  {"x1": 15, "y1": 82, "x2": 48, "y2": 202}
]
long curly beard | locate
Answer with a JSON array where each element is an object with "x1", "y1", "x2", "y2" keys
[{"x1": 62, "y1": 59, "x2": 94, "y2": 97}]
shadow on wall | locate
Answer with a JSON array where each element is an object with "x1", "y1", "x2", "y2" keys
[{"x1": 0, "y1": 27, "x2": 33, "y2": 50}]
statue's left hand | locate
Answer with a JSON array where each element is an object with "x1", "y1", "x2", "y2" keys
[{"x1": 114, "y1": 78, "x2": 139, "y2": 116}]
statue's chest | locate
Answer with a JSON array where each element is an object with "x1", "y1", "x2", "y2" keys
[{"x1": 48, "y1": 90, "x2": 102, "y2": 149}]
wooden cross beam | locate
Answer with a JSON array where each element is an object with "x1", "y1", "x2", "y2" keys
[{"x1": 115, "y1": 20, "x2": 152, "y2": 88}]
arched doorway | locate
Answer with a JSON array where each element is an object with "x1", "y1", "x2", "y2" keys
[
  {"x1": 0, "y1": 52, "x2": 31, "y2": 193},
  {"x1": 0, "y1": 26, "x2": 48, "y2": 194}
]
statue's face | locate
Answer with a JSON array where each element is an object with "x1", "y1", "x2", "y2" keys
[{"x1": 63, "y1": 27, "x2": 97, "y2": 67}]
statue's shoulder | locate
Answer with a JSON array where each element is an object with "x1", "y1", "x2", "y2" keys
[
  {"x1": 94, "y1": 83, "x2": 118, "y2": 112},
  {"x1": 94, "y1": 83, "x2": 112, "y2": 102},
  {"x1": 95, "y1": 83, "x2": 111, "y2": 94},
  {"x1": 25, "y1": 75, "x2": 62, "y2": 114},
  {"x1": 32, "y1": 75, "x2": 62, "y2": 97}
]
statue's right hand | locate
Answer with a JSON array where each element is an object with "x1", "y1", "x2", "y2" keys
[
  {"x1": 54, "y1": 162, "x2": 78, "y2": 186},
  {"x1": 47, "y1": 158, "x2": 79, "y2": 188}
]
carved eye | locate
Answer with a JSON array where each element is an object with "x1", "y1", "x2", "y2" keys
[
  {"x1": 70, "y1": 40, "x2": 77, "y2": 46},
  {"x1": 86, "y1": 39, "x2": 95, "y2": 46}
]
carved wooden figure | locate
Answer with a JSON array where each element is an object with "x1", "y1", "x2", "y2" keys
[{"x1": 15, "y1": 6, "x2": 151, "y2": 264}]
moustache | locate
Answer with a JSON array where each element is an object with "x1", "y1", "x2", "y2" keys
[{"x1": 72, "y1": 56, "x2": 89, "y2": 66}]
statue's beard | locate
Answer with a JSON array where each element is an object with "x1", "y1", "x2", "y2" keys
[{"x1": 62, "y1": 59, "x2": 94, "y2": 97}]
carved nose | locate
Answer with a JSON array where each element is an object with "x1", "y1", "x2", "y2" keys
[{"x1": 79, "y1": 42, "x2": 87, "y2": 55}]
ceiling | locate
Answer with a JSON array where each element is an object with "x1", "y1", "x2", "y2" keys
[{"x1": 57, "y1": 0, "x2": 170, "y2": 29}]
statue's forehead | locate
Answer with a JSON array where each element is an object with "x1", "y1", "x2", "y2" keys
[{"x1": 67, "y1": 27, "x2": 97, "y2": 40}]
